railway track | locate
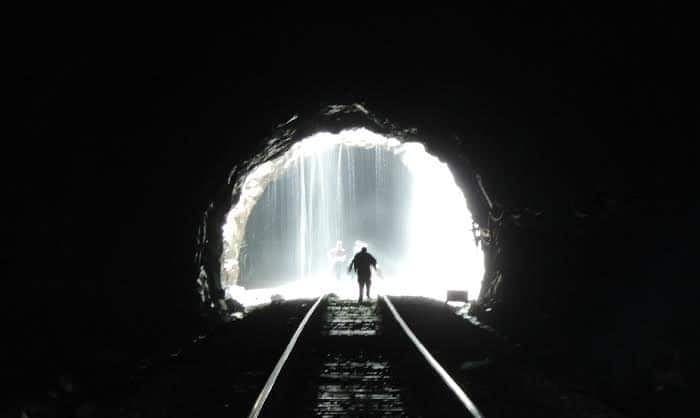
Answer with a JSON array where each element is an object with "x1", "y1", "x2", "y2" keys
[
  {"x1": 45, "y1": 294, "x2": 629, "y2": 417},
  {"x1": 249, "y1": 294, "x2": 485, "y2": 418}
]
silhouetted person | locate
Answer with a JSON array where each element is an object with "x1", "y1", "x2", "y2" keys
[
  {"x1": 348, "y1": 247, "x2": 377, "y2": 303},
  {"x1": 328, "y1": 240, "x2": 347, "y2": 280}
]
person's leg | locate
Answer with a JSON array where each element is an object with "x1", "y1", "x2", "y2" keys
[
  {"x1": 366, "y1": 279, "x2": 371, "y2": 300},
  {"x1": 357, "y1": 280, "x2": 364, "y2": 303}
]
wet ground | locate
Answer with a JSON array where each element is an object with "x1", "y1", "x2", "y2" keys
[
  {"x1": 9, "y1": 296, "x2": 638, "y2": 417},
  {"x1": 387, "y1": 298, "x2": 625, "y2": 417},
  {"x1": 263, "y1": 298, "x2": 414, "y2": 417}
]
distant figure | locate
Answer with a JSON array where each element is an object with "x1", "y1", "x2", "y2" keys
[
  {"x1": 328, "y1": 240, "x2": 347, "y2": 280},
  {"x1": 348, "y1": 247, "x2": 377, "y2": 303}
]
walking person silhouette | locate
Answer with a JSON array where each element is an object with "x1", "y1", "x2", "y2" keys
[{"x1": 347, "y1": 246, "x2": 377, "y2": 303}]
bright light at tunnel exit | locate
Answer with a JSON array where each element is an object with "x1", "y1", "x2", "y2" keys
[{"x1": 221, "y1": 128, "x2": 484, "y2": 307}]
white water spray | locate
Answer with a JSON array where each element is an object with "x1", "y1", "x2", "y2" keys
[{"x1": 221, "y1": 129, "x2": 484, "y2": 306}]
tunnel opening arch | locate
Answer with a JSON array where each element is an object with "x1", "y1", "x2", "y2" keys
[{"x1": 195, "y1": 104, "x2": 491, "y2": 313}]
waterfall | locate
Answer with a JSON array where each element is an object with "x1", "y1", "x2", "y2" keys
[
  {"x1": 228, "y1": 129, "x2": 483, "y2": 301},
  {"x1": 240, "y1": 143, "x2": 407, "y2": 288}
]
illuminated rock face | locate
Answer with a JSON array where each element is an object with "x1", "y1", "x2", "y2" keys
[{"x1": 218, "y1": 128, "x2": 484, "y2": 301}]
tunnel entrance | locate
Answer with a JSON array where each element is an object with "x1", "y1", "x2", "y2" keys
[{"x1": 221, "y1": 129, "x2": 483, "y2": 306}]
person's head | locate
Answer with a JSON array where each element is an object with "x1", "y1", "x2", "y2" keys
[
  {"x1": 336, "y1": 240, "x2": 343, "y2": 248},
  {"x1": 361, "y1": 247, "x2": 367, "y2": 253}
]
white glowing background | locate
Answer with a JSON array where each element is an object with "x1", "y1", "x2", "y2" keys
[{"x1": 221, "y1": 128, "x2": 484, "y2": 307}]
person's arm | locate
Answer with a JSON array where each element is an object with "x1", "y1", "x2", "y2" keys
[{"x1": 347, "y1": 257, "x2": 354, "y2": 273}]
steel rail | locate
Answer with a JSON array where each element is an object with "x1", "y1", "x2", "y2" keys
[
  {"x1": 247, "y1": 294, "x2": 325, "y2": 418},
  {"x1": 382, "y1": 295, "x2": 486, "y2": 418}
]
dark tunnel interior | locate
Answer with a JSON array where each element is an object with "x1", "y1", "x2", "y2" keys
[{"x1": 8, "y1": 8, "x2": 698, "y2": 417}]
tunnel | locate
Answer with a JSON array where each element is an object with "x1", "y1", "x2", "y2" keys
[{"x1": 11, "y1": 12, "x2": 697, "y2": 417}]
